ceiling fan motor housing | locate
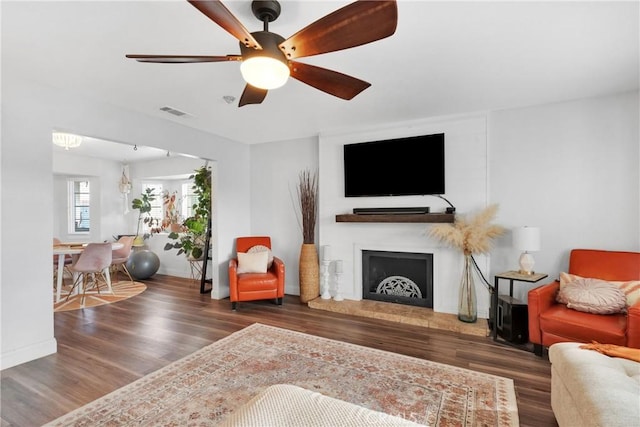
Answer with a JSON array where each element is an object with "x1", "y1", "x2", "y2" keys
[
  {"x1": 240, "y1": 31, "x2": 287, "y2": 63},
  {"x1": 251, "y1": 1, "x2": 281, "y2": 23}
]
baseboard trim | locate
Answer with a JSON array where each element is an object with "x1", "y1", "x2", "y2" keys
[{"x1": 0, "y1": 337, "x2": 57, "y2": 370}]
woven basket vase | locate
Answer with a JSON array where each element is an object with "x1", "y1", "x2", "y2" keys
[{"x1": 299, "y1": 243, "x2": 319, "y2": 303}]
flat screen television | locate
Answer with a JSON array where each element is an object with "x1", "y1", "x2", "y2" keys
[{"x1": 343, "y1": 133, "x2": 445, "y2": 197}]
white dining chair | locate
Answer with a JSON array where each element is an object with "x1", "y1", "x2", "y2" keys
[{"x1": 66, "y1": 242, "x2": 113, "y2": 306}]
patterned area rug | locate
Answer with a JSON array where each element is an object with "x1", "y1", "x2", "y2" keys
[
  {"x1": 54, "y1": 280, "x2": 147, "y2": 312},
  {"x1": 45, "y1": 323, "x2": 519, "y2": 426}
]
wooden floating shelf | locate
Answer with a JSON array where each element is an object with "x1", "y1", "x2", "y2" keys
[{"x1": 335, "y1": 213, "x2": 455, "y2": 223}]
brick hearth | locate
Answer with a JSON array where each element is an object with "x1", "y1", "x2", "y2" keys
[{"x1": 308, "y1": 298, "x2": 489, "y2": 337}]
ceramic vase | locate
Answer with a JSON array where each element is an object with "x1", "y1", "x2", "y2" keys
[
  {"x1": 299, "y1": 243, "x2": 319, "y2": 303},
  {"x1": 458, "y1": 254, "x2": 477, "y2": 323}
]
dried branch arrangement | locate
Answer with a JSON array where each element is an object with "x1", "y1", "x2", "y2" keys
[
  {"x1": 429, "y1": 204, "x2": 505, "y2": 255},
  {"x1": 297, "y1": 169, "x2": 318, "y2": 244}
]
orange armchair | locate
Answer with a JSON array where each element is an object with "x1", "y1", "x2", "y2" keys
[
  {"x1": 228, "y1": 236, "x2": 285, "y2": 310},
  {"x1": 528, "y1": 249, "x2": 640, "y2": 356}
]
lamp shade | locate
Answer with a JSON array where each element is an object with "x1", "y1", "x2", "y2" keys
[
  {"x1": 240, "y1": 57, "x2": 290, "y2": 90},
  {"x1": 513, "y1": 226, "x2": 541, "y2": 252}
]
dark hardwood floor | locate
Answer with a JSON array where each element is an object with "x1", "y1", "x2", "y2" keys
[{"x1": 1, "y1": 275, "x2": 557, "y2": 426}]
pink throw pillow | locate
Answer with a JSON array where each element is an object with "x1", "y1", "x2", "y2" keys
[{"x1": 557, "y1": 278, "x2": 627, "y2": 314}]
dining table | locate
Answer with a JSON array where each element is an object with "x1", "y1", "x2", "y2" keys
[{"x1": 53, "y1": 241, "x2": 124, "y2": 303}]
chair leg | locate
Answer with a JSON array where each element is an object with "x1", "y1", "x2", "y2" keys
[
  {"x1": 80, "y1": 274, "x2": 90, "y2": 306},
  {"x1": 65, "y1": 273, "x2": 83, "y2": 301},
  {"x1": 102, "y1": 268, "x2": 114, "y2": 294},
  {"x1": 111, "y1": 264, "x2": 120, "y2": 283},
  {"x1": 86, "y1": 271, "x2": 111, "y2": 295},
  {"x1": 277, "y1": 297, "x2": 283, "y2": 306},
  {"x1": 231, "y1": 302, "x2": 237, "y2": 311},
  {"x1": 121, "y1": 264, "x2": 134, "y2": 283},
  {"x1": 533, "y1": 344, "x2": 544, "y2": 356}
]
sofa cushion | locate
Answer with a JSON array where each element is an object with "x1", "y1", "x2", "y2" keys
[
  {"x1": 549, "y1": 342, "x2": 640, "y2": 427},
  {"x1": 560, "y1": 272, "x2": 640, "y2": 307},
  {"x1": 539, "y1": 305, "x2": 627, "y2": 345},
  {"x1": 557, "y1": 278, "x2": 627, "y2": 314},
  {"x1": 236, "y1": 272, "x2": 278, "y2": 291}
]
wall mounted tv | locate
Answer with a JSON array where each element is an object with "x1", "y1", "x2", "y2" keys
[{"x1": 343, "y1": 133, "x2": 445, "y2": 197}]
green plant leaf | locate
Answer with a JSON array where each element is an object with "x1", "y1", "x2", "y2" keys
[
  {"x1": 163, "y1": 164, "x2": 212, "y2": 260},
  {"x1": 192, "y1": 247, "x2": 203, "y2": 259}
]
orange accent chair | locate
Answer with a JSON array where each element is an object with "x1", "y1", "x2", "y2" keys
[
  {"x1": 528, "y1": 249, "x2": 640, "y2": 356},
  {"x1": 228, "y1": 236, "x2": 285, "y2": 310}
]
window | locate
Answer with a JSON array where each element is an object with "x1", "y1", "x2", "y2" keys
[
  {"x1": 182, "y1": 181, "x2": 197, "y2": 219},
  {"x1": 68, "y1": 179, "x2": 90, "y2": 233},
  {"x1": 142, "y1": 183, "x2": 163, "y2": 232}
]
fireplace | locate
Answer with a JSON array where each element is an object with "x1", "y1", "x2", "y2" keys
[{"x1": 362, "y1": 250, "x2": 433, "y2": 308}]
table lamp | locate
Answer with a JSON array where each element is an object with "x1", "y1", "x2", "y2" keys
[{"x1": 513, "y1": 226, "x2": 541, "y2": 275}]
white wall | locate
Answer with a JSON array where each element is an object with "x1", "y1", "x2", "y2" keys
[
  {"x1": 249, "y1": 136, "x2": 319, "y2": 296},
  {"x1": 489, "y1": 91, "x2": 640, "y2": 300},
  {"x1": 318, "y1": 114, "x2": 491, "y2": 317},
  {"x1": 1, "y1": 75, "x2": 251, "y2": 369}
]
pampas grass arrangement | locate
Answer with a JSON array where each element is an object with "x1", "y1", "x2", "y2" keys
[
  {"x1": 297, "y1": 169, "x2": 318, "y2": 244},
  {"x1": 430, "y1": 204, "x2": 505, "y2": 323},
  {"x1": 429, "y1": 204, "x2": 505, "y2": 255}
]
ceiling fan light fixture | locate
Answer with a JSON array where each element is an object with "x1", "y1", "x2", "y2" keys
[
  {"x1": 52, "y1": 131, "x2": 82, "y2": 150},
  {"x1": 127, "y1": 0, "x2": 398, "y2": 106},
  {"x1": 240, "y1": 56, "x2": 290, "y2": 90}
]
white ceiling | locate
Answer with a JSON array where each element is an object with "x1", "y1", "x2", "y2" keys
[
  {"x1": 52, "y1": 135, "x2": 179, "y2": 163},
  {"x1": 3, "y1": 1, "x2": 639, "y2": 145}
]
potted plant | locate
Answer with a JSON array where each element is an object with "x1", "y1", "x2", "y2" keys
[
  {"x1": 131, "y1": 187, "x2": 161, "y2": 246},
  {"x1": 164, "y1": 165, "x2": 212, "y2": 259},
  {"x1": 296, "y1": 168, "x2": 319, "y2": 303}
]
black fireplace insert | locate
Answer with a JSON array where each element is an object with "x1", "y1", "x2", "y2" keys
[{"x1": 362, "y1": 250, "x2": 433, "y2": 308}]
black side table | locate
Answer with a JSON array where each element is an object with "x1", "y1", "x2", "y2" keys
[{"x1": 492, "y1": 271, "x2": 548, "y2": 342}]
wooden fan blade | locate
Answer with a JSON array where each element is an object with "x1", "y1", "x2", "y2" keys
[
  {"x1": 238, "y1": 84, "x2": 268, "y2": 107},
  {"x1": 188, "y1": 0, "x2": 261, "y2": 49},
  {"x1": 279, "y1": 0, "x2": 397, "y2": 60},
  {"x1": 125, "y1": 54, "x2": 241, "y2": 63},
  {"x1": 289, "y1": 61, "x2": 370, "y2": 100}
]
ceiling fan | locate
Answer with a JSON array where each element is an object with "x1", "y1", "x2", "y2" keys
[{"x1": 126, "y1": 0, "x2": 398, "y2": 107}]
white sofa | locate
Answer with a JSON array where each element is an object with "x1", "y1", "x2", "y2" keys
[{"x1": 549, "y1": 342, "x2": 640, "y2": 427}]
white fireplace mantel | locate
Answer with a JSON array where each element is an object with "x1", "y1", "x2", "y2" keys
[{"x1": 318, "y1": 114, "x2": 490, "y2": 318}]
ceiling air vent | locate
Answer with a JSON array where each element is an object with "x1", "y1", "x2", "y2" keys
[{"x1": 159, "y1": 106, "x2": 190, "y2": 117}]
